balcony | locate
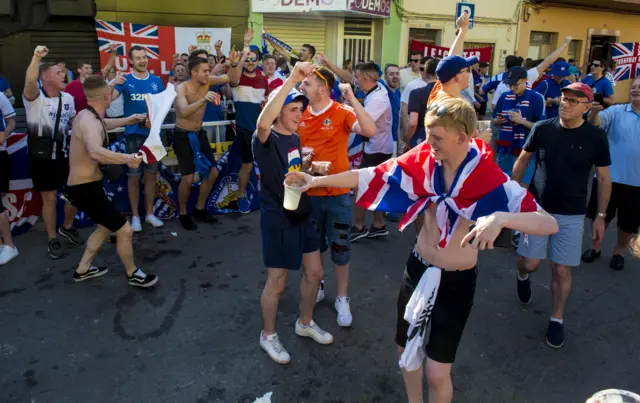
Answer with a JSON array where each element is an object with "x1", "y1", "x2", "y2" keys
[{"x1": 531, "y1": 0, "x2": 640, "y2": 13}]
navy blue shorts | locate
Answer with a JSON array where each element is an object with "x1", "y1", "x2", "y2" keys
[{"x1": 260, "y1": 211, "x2": 320, "y2": 270}]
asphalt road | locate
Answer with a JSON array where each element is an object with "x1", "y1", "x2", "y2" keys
[{"x1": 1, "y1": 211, "x2": 638, "y2": 403}]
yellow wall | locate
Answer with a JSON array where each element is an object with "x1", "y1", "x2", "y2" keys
[
  {"x1": 517, "y1": 4, "x2": 640, "y2": 102},
  {"x1": 95, "y1": 0, "x2": 249, "y2": 47},
  {"x1": 399, "y1": 0, "x2": 522, "y2": 72}
]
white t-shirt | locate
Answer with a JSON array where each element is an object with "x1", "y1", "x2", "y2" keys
[
  {"x1": 106, "y1": 95, "x2": 124, "y2": 118},
  {"x1": 401, "y1": 78, "x2": 427, "y2": 104},
  {"x1": 400, "y1": 68, "x2": 421, "y2": 92},
  {"x1": 492, "y1": 67, "x2": 540, "y2": 107},
  {"x1": 363, "y1": 83, "x2": 393, "y2": 155},
  {"x1": 0, "y1": 92, "x2": 16, "y2": 151},
  {"x1": 23, "y1": 89, "x2": 76, "y2": 160}
]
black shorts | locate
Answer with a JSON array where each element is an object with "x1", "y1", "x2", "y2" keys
[
  {"x1": 361, "y1": 152, "x2": 392, "y2": 169},
  {"x1": 237, "y1": 127, "x2": 255, "y2": 164},
  {"x1": 396, "y1": 250, "x2": 477, "y2": 364},
  {"x1": 0, "y1": 151, "x2": 10, "y2": 193},
  {"x1": 29, "y1": 158, "x2": 69, "y2": 192},
  {"x1": 64, "y1": 180, "x2": 127, "y2": 233},
  {"x1": 587, "y1": 178, "x2": 640, "y2": 234},
  {"x1": 173, "y1": 127, "x2": 216, "y2": 176}
]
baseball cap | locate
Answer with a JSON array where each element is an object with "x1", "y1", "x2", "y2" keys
[
  {"x1": 268, "y1": 88, "x2": 309, "y2": 110},
  {"x1": 435, "y1": 55, "x2": 478, "y2": 83},
  {"x1": 560, "y1": 82, "x2": 594, "y2": 103},
  {"x1": 504, "y1": 66, "x2": 528, "y2": 86},
  {"x1": 548, "y1": 61, "x2": 571, "y2": 77}
]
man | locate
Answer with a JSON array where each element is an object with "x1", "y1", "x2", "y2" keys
[
  {"x1": 400, "y1": 51, "x2": 423, "y2": 92},
  {"x1": 172, "y1": 57, "x2": 229, "y2": 230},
  {"x1": 254, "y1": 62, "x2": 333, "y2": 365},
  {"x1": 297, "y1": 66, "x2": 376, "y2": 326},
  {"x1": 111, "y1": 45, "x2": 166, "y2": 232},
  {"x1": 0, "y1": 92, "x2": 18, "y2": 264},
  {"x1": 582, "y1": 77, "x2": 640, "y2": 271},
  {"x1": 23, "y1": 46, "x2": 82, "y2": 259},
  {"x1": 567, "y1": 58, "x2": 582, "y2": 79},
  {"x1": 65, "y1": 75, "x2": 158, "y2": 288},
  {"x1": 65, "y1": 44, "x2": 118, "y2": 113},
  {"x1": 288, "y1": 97, "x2": 558, "y2": 403},
  {"x1": 384, "y1": 64, "x2": 402, "y2": 153},
  {"x1": 406, "y1": 58, "x2": 438, "y2": 148},
  {"x1": 535, "y1": 61, "x2": 572, "y2": 119},
  {"x1": 401, "y1": 57, "x2": 431, "y2": 143},
  {"x1": 582, "y1": 58, "x2": 615, "y2": 107},
  {"x1": 473, "y1": 62, "x2": 490, "y2": 117},
  {"x1": 492, "y1": 66, "x2": 546, "y2": 185},
  {"x1": 262, "y1": 54, "x2": 284, "y2": 91},
  {"x1": 263, "y1": 32, "x2": 315, "y2": 66},
  {"x1": 180, "y1": 53, "x2": 189, "y2": 65},
  {"x1": 173, "y1": 63, "x2": 188, "y2": 85},
  {"x1": 512, "y1": 82, "x2": 611, "y2": 348},
  {"x1": 233, "y1": 28, "x2": 270, "y2": 213},
  {"x1": 0, "y1": 74, "x2": 13, "y2": 104},
  {"x1": 349, "y1": 62, "x2": 393, "y2": 242}
]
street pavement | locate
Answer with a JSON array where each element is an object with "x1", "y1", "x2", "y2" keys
[{"x1": 1, "y1": 211, "x2": 639, "y2": 403}]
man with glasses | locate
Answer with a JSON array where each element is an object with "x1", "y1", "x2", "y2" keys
[
  {"x1": 582, "y1": 77, "x2": 640, "y2": 271},
  {"x1": 582, "y1": 58, "x2": 614, "y2": 107},
  {"x1": 512, "y1": 82, "x2": 612, "y2": 348},
  {"x1": 400, "y1": 51, "x2": 423, "y2": 92}
]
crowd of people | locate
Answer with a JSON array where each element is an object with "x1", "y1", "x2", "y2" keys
[{"x1": 0, "y1": 11, "x2": 638, "y2": 403}]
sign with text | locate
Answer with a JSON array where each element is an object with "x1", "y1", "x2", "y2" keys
[
  {"x1": 410, "y1": 40, "x2": 492, "y2": 63},
  {"x1": 348, "y1": 0, "x2": 391, "y2": 17},
  {"x1": 612, "y1": 42, "x2": 640, "y2": 82},
  {"x1": 252, "y1": 0, "x2": 347, "y2": 13},
  {"x1": 456, "y1": 2, "x2": 475, "y2": 29}
]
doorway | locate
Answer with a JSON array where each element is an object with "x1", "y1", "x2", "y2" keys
[{"x1": 588, "y1": 35, "x2": 617, "y2": 63}]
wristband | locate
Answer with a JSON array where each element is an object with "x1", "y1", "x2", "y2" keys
[{"x1": 231, "y1": 63, "x2": 238, "y2": 68}]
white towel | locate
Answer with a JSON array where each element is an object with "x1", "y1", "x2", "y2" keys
[
  {"x1": 139, "y1": 83, "x2": 176, "y2": 164},
  {"x1": 399, "y1": 265, "x2": 442, "y2": 372}
]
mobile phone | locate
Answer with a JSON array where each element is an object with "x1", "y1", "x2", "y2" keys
[
  {"x1": 468, "y1": 224, "x2": 512, "y2": 248},
  {"x1": 220, "y1": 56, "x2": 226, "y2": 64},
  {"x1": 594, "y1": 93, "x2": 605, "y2": 107}
]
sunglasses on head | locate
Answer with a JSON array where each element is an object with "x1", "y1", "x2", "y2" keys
[
  {"x1": 245, "y1": 57, "x2": 257, "y2": 63},
  {"x1": 428, "y1": 102, "x2": 470, "y2": 135},
  {"x1": 313, "y1": 69, "x2": 329, "y2": 88}
]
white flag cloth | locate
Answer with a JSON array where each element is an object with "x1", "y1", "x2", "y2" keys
[
  {"x1": 399, "y1": 264, "x2": 442, "y2": 372},
  {"x1": 139, "y1": 83, "x2": 176, "y2": 164}
]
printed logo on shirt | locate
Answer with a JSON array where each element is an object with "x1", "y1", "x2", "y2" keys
[
  {"x1": 287, "y1": 148, "x2": 301, "y2": 173},
  {"x1": 323, "y1": 118, "x2": 331, "y2": 127},
  {"x1": 151, "y1": 82, "x2": 159, "y2": 92}
]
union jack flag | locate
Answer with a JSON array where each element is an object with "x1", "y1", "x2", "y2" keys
[
  {"x1": 356, "y1": 139, "x2": 540, "y2": 248},
  {"x1": 96, "y1": 20, "x2": 160, "y2": 59},
  {"x1": 612, "y1": 42, "x2": 640, "y2": 82}
]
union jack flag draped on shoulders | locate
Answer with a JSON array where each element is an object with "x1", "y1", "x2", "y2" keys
[{"x1": 356, "y1": 139, "x2": 541, "y2": 248}]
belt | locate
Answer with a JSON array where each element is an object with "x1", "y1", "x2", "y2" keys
[{"x1": 412, "y1": 248, "x2": 433, "y2": 268}]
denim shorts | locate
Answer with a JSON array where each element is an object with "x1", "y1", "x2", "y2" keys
[
  {"x1": 497, "y1": 152, "x2": 535, "y2": 184},
  {"x1": 125, "y1": 134, "x2": 159, "y2": 176},
  {"x1": 310, "y1": 193, "x2": 352, "y2": 266},
  {"x1": 517, "y1": 214, "x2": 585, "y2": 267}
]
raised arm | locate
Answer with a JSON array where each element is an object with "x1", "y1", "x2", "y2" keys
[
  {"x1": 339, "y1": 83, "x2": 376, "y2": 137},
  {"x1": 263, "y1": 30, "x2": 293, "y2": 62},
  {"x1": 227, "y1": 44, "x2": 249, "y2": 86},
  {"x1": 101, "y1": 43, "x2": 119, "y2": 77},
  {"x1": 24, "y1": 46, "x2": 49, "y2": 102},
  {"x1": 110, "y1": 72, "x2": 126, "y2": 100},
  {"x1": 450, "y1": 12, "x2": 470, "y2": 56},
  {"x1": 535, "y1": 37, "x2": 573, "y2": 76},
  {"x1": 214, "y1": 40, "x2": 225, "y2": 60},
  {"x1": 317, "y1": 53, "x2": 354, "y2": 85}
]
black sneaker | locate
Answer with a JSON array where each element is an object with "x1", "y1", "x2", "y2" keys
[
  {"x1": 546, "y1": 321, "x2": 565, "y2": 348},
  {"x1": 127, "y1": 268, "x2": 159, "y2": 288},
  {"x1": 581, "y1": 249, "x2": 601, "y2": 263},
  {"x1": 193, "y1": 208, "x2": 218, "y2": 223},
  {"x1": 367, "y1": 225, "x2": 389, "y2": 239},
  {"x1": 73, "y1": 266, "x2": 109, "y2": 282},
  {"x1": 517, "y1": 276, "x2": 532, "y2": 304},
  {"x1": 179, "y1": 215, "x2": 198, "y2": 231},
  {"x1": 48, "y1": 238, "x2": 64, "y2": 259},
  {"x1": 610, "y1": 254, "x2": 625, "y2": 271},
  {"x1": 350, "y1": 226, "x2": 369, "y2": 242},
  {"x1": 58, "y1": 226, "x2": 84, "y2": 246}
]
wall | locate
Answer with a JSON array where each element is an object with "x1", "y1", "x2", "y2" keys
[
  {"x1": 380, "y1": 3, "x2": 403, "y2": 67},
  {"x1": 517, "y1": 3, "x2": 640, "y2": 102}
]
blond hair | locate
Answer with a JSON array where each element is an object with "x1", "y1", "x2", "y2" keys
[{"x1": 425, "y1": 97, "x2": 477, "y2": 136}]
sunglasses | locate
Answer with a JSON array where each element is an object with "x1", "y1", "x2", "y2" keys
[
  {"x1": 591, "y1": 63, "x2": 602, "y2": 67},
  {"x1": 428, "y1": 102, "x2": 470, "y2": 135},
  {"x1": 245, "y1": 57, "x2": 257, "y2": 63},
  {"x1": 411, "y1": 59, "x2": 421, "y2": 63},
  {"x1": 313, "y1": 69, "x2": 329, "y2": 88}
]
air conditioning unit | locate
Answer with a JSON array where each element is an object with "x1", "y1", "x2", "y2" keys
[
  {"x1": 0, "y1": 0, "x2": 16, "y2": 16},
  {"x1": 46, "y1": 0, "x2": 95, "y2": 17}
]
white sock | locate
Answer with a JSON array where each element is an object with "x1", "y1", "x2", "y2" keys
[
  {"x1": 517, "y1": 272, "x2": 529, "y2": 281},
  {"x1": 133, "y1": 268, "x2": 147, "y2": 278},
  {"x1": 550, "y1": 317, "x2": 563, "y2": 324}
]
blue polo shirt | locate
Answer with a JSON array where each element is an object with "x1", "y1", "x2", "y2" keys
[
  {"x1": 598, "y1": 104, "x2": 640, "y2": 186},
  {"x1": 535, "y1": 78, "x2": 571, "y2": 118},
  {"x1": 114, "y1": 72, "x2": 165, "y2": 136},
  {"x1": 582, "y1": 75, "x2": 614, "y2": 98}
]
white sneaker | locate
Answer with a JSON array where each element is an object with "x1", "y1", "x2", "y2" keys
[
  {"x1": 315, "y1": 282, "x2": 325, "y2": 304},
  {"x1": 260, "y1": 331, "x2": 291, "y2": 364},
  {"x1": 295, "y1": 319, "x2": 334, "y2": 345},
  {"x1": 145, "y1": 214, "x2": 164, "y2": 228},
  {"x1": 131, "y1": 216, "x2": 142, "y2": 232},
  {"x1": 0, "y1": 246, "x2": 19, "y2": 265},
  {"x1": 335, "y1": 297, "x2": 353, "y2": 327}
]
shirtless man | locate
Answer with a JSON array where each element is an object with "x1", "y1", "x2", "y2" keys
[
  {"x1": 173, "y1": 55, "x2": 242, "y2": 230},
  {"x1": 287, "y1": 98, "x2": 559, "y2": 403},
  {"x1": 65, "y1": 75, "x2": 158, "y2": 288}
]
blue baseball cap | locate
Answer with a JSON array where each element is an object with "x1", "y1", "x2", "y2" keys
[
  {"x1": 504, "y1": 66, "x2": 528, "y2": 86},
  {"x1": 548, "y1": 61, "x2": 571, "y2": 77},
  {"x1": 435, "y1": 55, "x2": 479, "y2": 83},
  {"x1": 268, "y1": 88, "x2": 309, "y2": 110}
]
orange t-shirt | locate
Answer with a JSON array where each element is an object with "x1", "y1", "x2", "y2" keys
[
  {"x1": 427, "y1": 81, "x2": 456, "y2": 106},
  {"x1": 297, "y1": 101, "x2": 358, "y2": 197}
]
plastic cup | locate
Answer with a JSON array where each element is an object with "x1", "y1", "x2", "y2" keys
[
  {"x1": 283, "y1": 176, "x2": 305, "y2": 210},
  {"x1": 477, "y1": 120, "x2": 491, "y2": 132},
  {"x1": 312, "y1": 161, "x2": 331, "y2": 176},
  {"x1": 301, "y1": 147, "x2": 314, "y2": 158},
  {"x1": 587, "y1": 390, "x2": 640, "y2": 403}
]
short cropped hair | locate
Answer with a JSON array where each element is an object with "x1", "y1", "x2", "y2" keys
[
  {"x1": 302, "y1": 44, "x2": 316, "y2": 57},
  {"x1": 356, "y1": 61, "x2": 379, "y2": 77},
  {"x1": 262, "y1": 54, "x2": 276, "y2": 63},
  {"x1": 83, "y1": 75, "x2": 108, "y2": 100},
  {"x1": 384, "y1": 64, "x2": 399, "y2": 74},
  {"x1": 425, "y1": 97, "x2": 477, "y2": 136},
  {"x1": 424, "y1": 58, "x2": 439, "y2": 76},
  {"x1": 313, "y1": 66, "x2": 336, "y2": 89},
  {"x1": 188, "y1": 57, "x2": 208, "y2": 74},
  {"x1": 129, "y1": 45, "x2": 146, "y2": 60},
  {"x1": 39, "y1": 62, "x2": 58, "y2": 76},
  {"x1": 190, "y1": 49, "x2": 209, "y2": 60}
]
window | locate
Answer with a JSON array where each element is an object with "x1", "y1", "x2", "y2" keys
[
  {"x1": 528, "y1": 31, "x2": 555, "y2": 60},
  {"x1": 567, "y1": 40, "x2": 582, "y2": 63}
]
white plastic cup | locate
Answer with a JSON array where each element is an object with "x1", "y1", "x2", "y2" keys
[
  {"x1": 283, "y1": 177, "x2": 304, "y2": 210},
  {"x1": 477, "y1": 120, "x2": 491, "y2": 132},
  {"x1": 301, "y1": 147, "x2": 314, "y2": 158},
  {"x1": 587, "y1": 389, "x2": 640, "y2": 403}
]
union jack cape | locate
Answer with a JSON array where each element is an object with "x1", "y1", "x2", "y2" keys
[{"x1": 356, "y1": 138, "x2": 540, "y2": 248}]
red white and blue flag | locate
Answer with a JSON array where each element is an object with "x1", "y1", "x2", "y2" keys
[
  {"x1": 612, "y1": 42, "x2": 640, "y2": 82},
  {"x1": 356, "y1": 138, "x2": 540, "y2": 248},
  {"x1": 96, "y1": 21, "x2": 161, "y2": 59}
]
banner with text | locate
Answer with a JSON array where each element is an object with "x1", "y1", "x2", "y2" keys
[
  {"x1": 410, "y1": 40, "x2": 493, "y2": 63},
  {"x1": 95, "y1": 20, "x2": 232, "y2": 84},
  {"x1": 612, "y1": 42, "x2": 640, "y2": 82}
]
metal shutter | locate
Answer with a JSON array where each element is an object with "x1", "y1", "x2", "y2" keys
[
  {"x1": 30, "y1": 31, "x2": 100, "y2": 72},
  {"x1": 263, "y1": 16, "x2": 327, "y2": 55}
]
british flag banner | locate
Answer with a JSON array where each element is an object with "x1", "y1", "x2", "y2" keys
[
  {"x1": 355, "y1": 139, "x2": 540, "y2": 248},
  {"x1": 612, "y1": 42, "x2": 640, "y2": 82},
  {"x1": 96, "y1": 20, "x2": 232, "y2": 84}
]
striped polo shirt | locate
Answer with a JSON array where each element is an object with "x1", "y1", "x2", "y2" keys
[{"x1": 232, "y1": 72, "x2": 269, "y2": 132}]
